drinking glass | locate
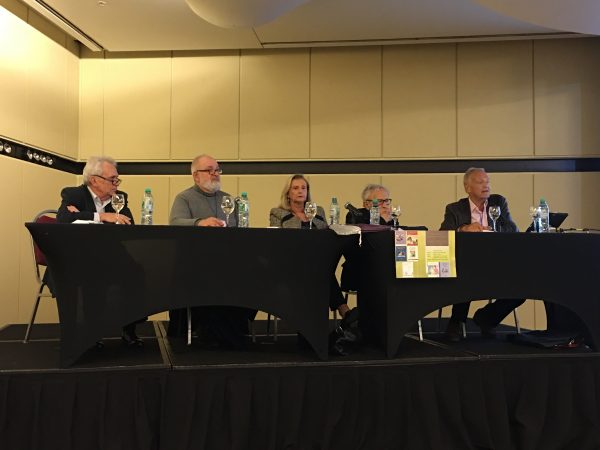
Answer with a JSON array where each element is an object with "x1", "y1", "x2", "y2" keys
[
  {"x1": 488, "y1": 205, "x2": 501, "y2": 232},
  {"x1": 391, "y1": 205, "x2": 402, "y2": 229},
  {"x1": 529, "y1": 206, "x2": 541, "y2": 233},
  {"x1": 304, "y1": 202, "x2": 318, "y2": 229},
  {"x1": 111, "y1": 193, "x2": 125, "y2": 224},
  {"x1": 220, "y1": 195, "x2": 235, "y2": 226}
]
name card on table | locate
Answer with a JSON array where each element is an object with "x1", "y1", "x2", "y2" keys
[{"x1": 394, "y1": 230, "x2": 457, "y2": 278}]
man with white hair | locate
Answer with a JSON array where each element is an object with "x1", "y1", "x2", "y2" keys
[
  {"x1": 57, "y1": 155, "x2": 131, "y2": 224},
  {"x1": 440, "y1": 167, "x2": 524, "y2": 342},
  {"x1": 57, "y1": 155, "x2": 144, "y2": 346}
]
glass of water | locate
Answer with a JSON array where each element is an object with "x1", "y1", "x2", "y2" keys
[
  {"x1": 220, "y1": 195, "x2": 235, "y2": 227},
  {"x1": 304, "y1": 202, "x2": 318, "y2": 229},
  {"x1": 488, "y1": 205, "x2": 501, "y2": 232},
  {"x1": 391, "y1": 205, "x2": 402, "y2": 229},
  {"x1": 111, "y1": 193, "x2": 125, "y2": 224},
  {"x1": 529, "y1": 206, "x2": 541, "y2": 232}
]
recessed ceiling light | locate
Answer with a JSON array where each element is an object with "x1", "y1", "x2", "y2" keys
[{"x1": 98, "y1": 1, "x2": 107, "y2": 6}]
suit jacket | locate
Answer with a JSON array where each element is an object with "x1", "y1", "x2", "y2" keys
[
  {"x1": 57, "y1": 184, "x2": 134, "y2": 224},
  {"x1": 440, "y1": 194, "x2": 518, "y2": 232},
  {"x1": 345, "y1": 208, "x2": 393, "y2": 226},
  {"x1": 269, "y1": 206, "x2": 327, "y2": 229}
]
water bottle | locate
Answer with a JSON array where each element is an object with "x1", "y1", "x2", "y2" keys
[
  {"x1": 539, "y1": 198, "x2": 550, "y2": 232},
  {"x1": 237, "y1": 192, "x2": 250, "y2": 228},
  {"x1": 369, "y1": 199, "x2": 380, "y2": 225},
  {"x1": 329, "y1": 197, "x2": 340, "y2": 225},
  {"x1": 141, "y1": 188, "x2": 153, "y2": 225}
]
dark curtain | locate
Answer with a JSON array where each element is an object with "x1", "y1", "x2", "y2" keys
[
  {"x1": 0, "y1": 369, "x2": 166, "y2": 450},
  {"x1": 161, "y1": 358, "x2": 600, "y2": 450}
]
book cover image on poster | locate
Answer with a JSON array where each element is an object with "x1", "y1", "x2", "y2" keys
[
  {"x1": 394, "y1": 230, "x2": 456, "y2": 278},
  {"x1": 395, "y1": 246, "x2": 407, "y2": 261}
]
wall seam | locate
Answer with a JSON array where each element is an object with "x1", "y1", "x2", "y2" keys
[{"x1": 308, "y1": 47, "x2": 312, "y2": 159}]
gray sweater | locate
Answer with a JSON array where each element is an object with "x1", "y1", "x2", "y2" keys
[{"x1": 170, "y1": 185, "x2": 237, "y2": 226}]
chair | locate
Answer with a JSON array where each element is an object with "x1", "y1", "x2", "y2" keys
[{"x1": 23, "y1": 209, "x2": 58, "y2": 343}]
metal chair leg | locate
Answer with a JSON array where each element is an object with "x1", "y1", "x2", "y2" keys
[
  {"x1": 417, "y1": 320, "x2": 424, "y2": 341},
  {"x1": 513, "y1": 309, "x2": 521, "y2": 334},
  {"x1": 187, "y1": 306, "x2": 192, "y2": 345},
  {"x1": 437, "y1": 308, "x2": 443, "y2": 331},
  {"x1": 23, "y1": 285, "x2": 44, "y2": 343}
]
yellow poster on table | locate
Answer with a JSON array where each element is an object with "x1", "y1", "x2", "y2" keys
[{"x1": 395, "y1": 230, "x2": 456, "y2": 278}]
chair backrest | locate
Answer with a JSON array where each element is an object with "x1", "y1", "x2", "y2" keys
[{"x1": 31, "y1": 210, "x2": 58, "y2": 271}]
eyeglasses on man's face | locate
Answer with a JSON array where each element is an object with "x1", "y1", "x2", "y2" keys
[
  {"x1": 94, "y1": 174, "x2": 122, "y2": 186},
  {"x1": 365, "y1": 198, "x2": 392, "y2": 206},
  {"x1": 194, "y1": 167, "x2": 223, "y2": 176}
]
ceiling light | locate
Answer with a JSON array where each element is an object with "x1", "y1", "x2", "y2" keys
[{"x1": 185, "y1": 0, "x2": 310, "y2": 28}]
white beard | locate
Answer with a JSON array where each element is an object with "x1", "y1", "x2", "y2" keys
[{"x1": 200, "y1": 179, "x2": 221, "y2": 193}]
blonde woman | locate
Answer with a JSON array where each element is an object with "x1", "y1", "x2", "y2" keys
[
  {"x1": 269, "y1": 174, "x2": 328, "y2": 229},
  {"x1": 269, "y1": 174, "x2": 352, "y2": 321}
]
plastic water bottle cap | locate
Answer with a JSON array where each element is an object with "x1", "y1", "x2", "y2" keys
[
  {"x1": 145, "y1": 188, "x2": 151, "y2": 193},
  {"x1": 332, "y1": 197, "x2": 337, "y2": 203},
  {"x1": 241, "y1": 192, "x2": 248, "y2": 199}
]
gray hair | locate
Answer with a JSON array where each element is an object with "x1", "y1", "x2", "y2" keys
[
  {"x1": 361, "y1": 184, "x2": 390, "y2": 201},
  {"x1": 191, "y1": 154, "x2": 213, "y2": 174},
  {"x1": 82, "y1": 156, "x2": 117, "y2": 185},
  {"x1": 463, "y1": 167, "x2": 486, "y2": 186}
]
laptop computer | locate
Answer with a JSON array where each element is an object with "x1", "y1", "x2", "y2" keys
[{"x1": 526, "y1": 212, "x2": 568, "y2": 232}]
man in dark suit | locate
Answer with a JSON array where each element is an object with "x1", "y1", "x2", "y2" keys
[
  {"x1": 440, "y1": 167, "x2": 525, "y2": 342},
  {"x1": 57, "y1": 155, "x2": 144, "y2": 346}
]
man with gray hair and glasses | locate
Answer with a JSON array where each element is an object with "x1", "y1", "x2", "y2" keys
[
  {"x1": 345, "y1": 184, "x2": 394, "y2": 226},
  {"x1": 168, "y1": 154, "x2": 254, "y2": 348},
  {"x1": 57, "y1": 155, "x2": 145, "y2": 346},
  {"x1": 58, "y1": 155, "x2": 131, "y2": 224}
]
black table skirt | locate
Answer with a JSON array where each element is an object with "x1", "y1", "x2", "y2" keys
[
  {"x1": 358, "y1": 231, "x2": 600, "y2": 357},
  {"x1": 26, "y1": 224, "x2": 355, "y2": 366}
]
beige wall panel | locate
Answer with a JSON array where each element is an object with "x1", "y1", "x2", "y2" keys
[
  {"x1": 457, "y1": 41, "x2": 533, "y2": 157},
  {"x1": 487, "y1": 173, "x2": 533, "y2": 231},
  {"x1": 120, "y1": 176, "x2": 171, "y2": 226},
  {"x1": 581, "y1": 173, "x2": 600, "y2": 229},
  {"x1": 308, "y1": 175, "x2": 381, "y2": 223},
  {"x1": 64, "y1": 50, "x2": 79, "y2": 159},
  {"x1": 240, "y1": 49, "x2": 309, "y2": 159},
  {"x1": 171, "y1": 52, "x2": 239, "y2": 161},
  {"x1": 104, "y1": 55, "x2": 171, "y2": 160},
  {"x1": 26, "y1": 28, "x2": 68, "y2": 154},
  {"x1": 535, "y1": 39, "x2": 600, "y2": 157},
  {"x1": 534, "y1": 172, "x2": 584, "y2": 229},
  {"x1": 19, "y1": 162, "x2": 73, "y2": 324},
  {"x1": 0, "y1": 158, "x2": 22, "y2": 326},
  {"x1": 311, "y1": 47, "x2": 381, "y2": 159},
  {"x1": 382, "y1": 174, "x2": 457, "y2": 231},
  {"x1": 168, "y1": 175, "x2": 238, "y2": 220},
  {"x1": 0, "y1": 8, "x2": 28, "y2": 142},
  {"x1": 238, "y1": 175, "x2": 288, "y2": 228},
  {"x1": 383, "y1": 44, "x2": 456, "y2": 158},
  {"x1": 79, "y1": 57, "x2": 105, "y2": 160}
]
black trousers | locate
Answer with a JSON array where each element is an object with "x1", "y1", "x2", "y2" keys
[{"x1": 450, "y1": 298, "x2": 525, "y2": 327}]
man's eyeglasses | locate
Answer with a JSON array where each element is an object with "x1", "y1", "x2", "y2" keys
[
  {"x1": 194, "y1": 168, "x2": 223, "y2": 176},
  {"x1": 365, "y1": 198, "x2": 392, "y2": 206},
  {"x1": 94, "y1": 175, "x2": 122, "y2": 186}
]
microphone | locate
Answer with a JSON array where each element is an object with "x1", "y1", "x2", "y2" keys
[{"x1": 344, "y1": 202, "x2": 362, "y2": 217}]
